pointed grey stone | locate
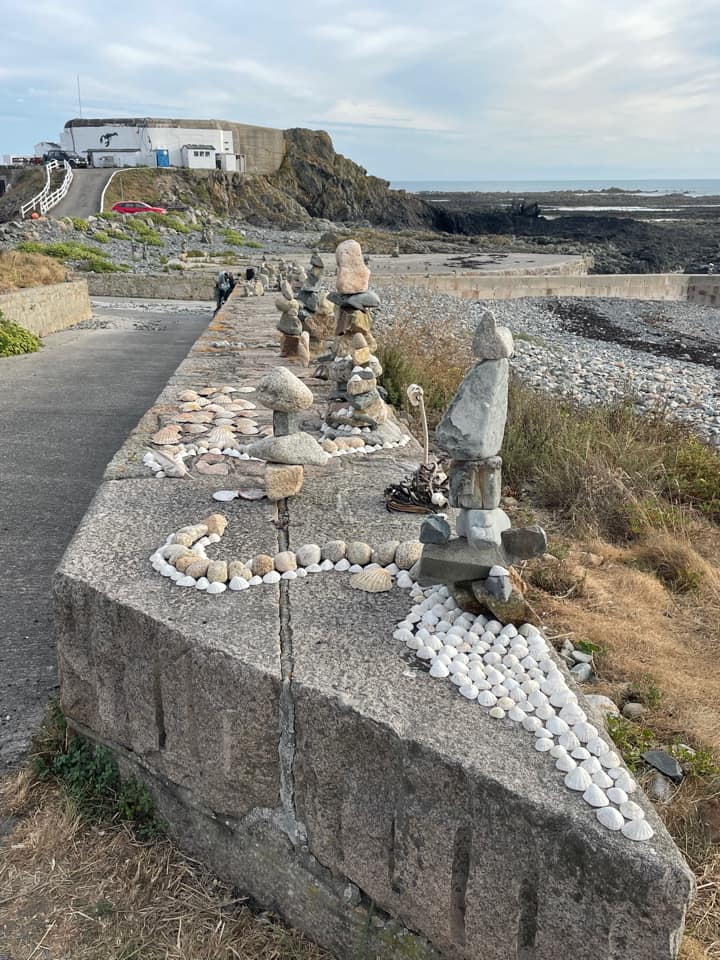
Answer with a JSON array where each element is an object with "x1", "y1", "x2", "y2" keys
[
  {"x1": 472, "y1": 308, "x2": 515, "y2": 360},
  {"x1": 420, "y1": 515, "x2": 451, "y2": 544},
  {"x1": 435, "y1": 359, "x2": 508, "y2": 459}
]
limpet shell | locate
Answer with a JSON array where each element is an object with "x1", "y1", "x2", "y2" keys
[
  {"x1": 607, "y1": 787, "x2": 628, "y2": 805},
  {"x1": 556, "y1": 754, "x2": 577, "y2": 773},
  {"x1": 350, "y1": 568, "x2": 393, "y2": 593},
  {"x1": 430, "y1": 660, "x2": 450, "y2": 678},
  {"x1": 619, "y1": 800, "x2": 645, "y2": 821},
  {"x1": 489, "y1": 706, "x2": 505, "y2": 719}
]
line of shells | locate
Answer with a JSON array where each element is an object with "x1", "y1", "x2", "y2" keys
[
  {"x1": 149, "y1": 519, "x2": 423, "y2": 596},
  {"x1": 395, "y1": 582, "x2": 653, "y2": 843}
]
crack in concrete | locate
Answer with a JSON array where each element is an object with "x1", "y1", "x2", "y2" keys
[{"x1": 277, "y1": 497, "x2": 306, "y2": 845}]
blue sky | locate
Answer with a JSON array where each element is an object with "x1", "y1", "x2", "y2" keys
[{"x1": 2, "y1": 0, "x2": 720, "y2": 180}]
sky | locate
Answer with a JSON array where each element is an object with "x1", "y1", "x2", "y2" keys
[{"x1": 2, "y1": 0, "x2": 720, "y2": 181}]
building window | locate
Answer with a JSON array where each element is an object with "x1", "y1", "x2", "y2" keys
[{"x1": 193, "y1": 150, "x2": 199, "y2": 157}]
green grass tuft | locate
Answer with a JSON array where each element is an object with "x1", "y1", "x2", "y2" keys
[{"x1": 0, "y1": 311, "x2": 41, "y2": 357}]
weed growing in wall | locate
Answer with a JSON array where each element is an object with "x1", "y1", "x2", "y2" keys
[{"x1": 0, "y1": 311, "x2": 41, "y2": 357}]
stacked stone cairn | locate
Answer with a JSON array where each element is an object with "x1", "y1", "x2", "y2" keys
[
  {"x1": 417, "y1": 309, "x2": 548, "y2": 622},
  {"x1": 274, "y1": 279, "x2": 310, "y2": 365},
  {"x1": 323, "y1": 240, "x2": 402, "y2": 446},
  {"x1": 248, "y1": 366, "x2": 329, "y2": 500},
  {"x1": 296, "y1": 251, "x2": 335, "y2": 350}
]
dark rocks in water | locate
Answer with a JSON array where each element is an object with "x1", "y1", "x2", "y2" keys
[{"x1": 641, "y1": 750, "x2": 684, "y2": 783}]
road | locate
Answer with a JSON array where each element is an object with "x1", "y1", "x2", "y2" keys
[
  {"x1": 51, "y1": 168, "x2": 115, "y2": 218},
  {"x1": 0, "y1": 298, "x2": 211, "y2": 767}
]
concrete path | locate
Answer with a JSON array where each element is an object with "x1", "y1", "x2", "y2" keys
[
  {"x1": 0, "y1": 298, "x2": 212, "y2": 767},
  {"x1": 51, "y1": 168, "x2": 115, "y2": 218}
]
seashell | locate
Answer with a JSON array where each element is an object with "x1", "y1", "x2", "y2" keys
[
  {"x1": 416, "y1": 645, "x2": 435, "y2": 660},
  {"x1": 152, "y1": 425, "x2": 182, "y2": 445},
  {"x1": 572, "y1": 747, "x2": 591, "y2": 761},
  {"x1": 497, "y1": 696, "x2": 515, "y2": 711},
  {"x1": 556, "y1": 754, "x2": 577, "y2": 773},
  {"x1": 573, "y1": 721, "x2": 598, "y2": 743},
  {"x1": 592, "y1": 770, "x2": 614, "y2": 789},
  {"x1": 559, "y1": 731, "x2": 580, "y2": 751},
  {"x1": 586, "y1": 736, "x2": 610, "y2": 757},
  {"x1": 207, "y1": 427, "x2": 239, "y2": 450},
  {"x1": 550, "y1": 744, "x2": 568, "y2": 760},
  {"x1": 185, "y1": 423, "x2": 209, "y2": 434},
  {"x1": 622, "y1": 818, "x2": 654, "y2": 842},
  {"x1": 207, "y1": 581, "x2": 227, "y2": 594},
  {"x1": 596, "y1": 807, "x2": 625, "y2": 832},
  {"x1": 619, "y1": 800, "x2": 645, "y2": 821},
  {"x1": 565, "y1": 767, "x2": 593, "y2": 792},
  {"x1": 583, "y1": 784, "x2": 609, "y2": 808},
  {"x1": 549, "y1": 688, "x2": 576, "y2": 709},
  {"x1": 535, "y1": 738, "x2": 553, "y2": 753},
  {"x1": 195, "y1": 577, "x2": 209, "y2": 590},
  {"x1": 535, "y1": 703, "x2": 555, "y2": 721},
  {"x1": 508, "y1": 706, "x2": 526, "y2": 722},
  {"x1": 610, "y1": 770, "x2": 637, "y2": 793},
  {"x1": 580, "y1": 756, "x2": 601, "y2": 775},
  {"x1": 489, "y1": 707, "x2": 505, "y2": 719},
  {"x1": 179, "y1": 390, "x2": 200, "y2": 402},
  {"x1": 394, "y1": 629, "x2": 415, "y2": 644},
  {"x1": 177, "y1": 575, "x2": 196, "y2": 587},
  {"x1": 607, "y1": 788, "x2": 629, "y2": 805},
  {"x1": 281, "y1": 570, "x2": 297, "y2": 580},
  {"x1": 478, "y1": 690, "x2": 497, "y2": 708},
  {"x1": 559, "y1": 703, "x2": 586, "y2": 725},
  {"x1": 546, "y1": 715, "x2": 569, "y2": 737},
  {"x1": 460, "y1": 683, "x2": 479, "y2": 700},
  {"x1": 180, "y1": 401, "x2": 203, "y2": 412},
  {"x1": 306, "y1": 563, "x2": 322, "y2": 573},
  {"x1": 248, "y1": 575, "x2": 263, "y2": 586},
  {"x1": 522, "y1": 716, "x2": 543, "y2": 733},
  {"x1": 212, "y1": 490, "x2": 240, "y2": 506},
  {"x1": 229, "y1": 576, "x2": 250, "y2": 590},
  {"x1": 600, "y1": 751, "x2": 622, "y2": 769},
  {"x1": 430, "y1": 660, "x2": 450, "y2": 678},
  {"x1": 235, "y1": 419, "x2": 259, "y2": 435},
  {"x1": 350, "y1": 568, "x2": 393, "y2": 594}
]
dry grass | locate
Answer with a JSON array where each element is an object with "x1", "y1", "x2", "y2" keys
[
  {"x1": 0, "y1": 251, "x2": 66, "y2": 292},
  {"x1": 0, "y1": 773, "x2": 329, "y2": 960}
]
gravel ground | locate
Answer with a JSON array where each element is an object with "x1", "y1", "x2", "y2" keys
[{"x1": 375, "y1": 284, "x2": 720, "y2": 447}]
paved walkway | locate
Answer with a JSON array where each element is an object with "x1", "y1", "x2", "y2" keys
[
  {"x1": 51, "y1": 168, "x2": 115, "y2": 218},
  {"x1": 0, "y1": 299, "x2": 211, "y2": 767}
]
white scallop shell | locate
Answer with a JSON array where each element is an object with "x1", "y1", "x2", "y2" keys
[
  {"x1": 489, "y1": 706, "x2": 505, "y2": 719},
  {"x1": 556, "y1": 754, "x2": 577, "y2": 773},
  {"x1": 546, "y1": 715, "x2": 570, "y2": 736},
  {"x1": 580, "y1": 756, "x2": 602, "y2": 775},
  {"x1": 583, "y1": 784, "x2": 609, "y2": 808},
  {"x1": 573, "y1": 721, "x2": 598, "y2": 743},
  {"x1": 587, "y1": 736, "x2": 610, "y2": 756},
  {"x1": 619, "y1": 800, "x2": 645, "y2": 821},
  {"x1": 592, "y1": 770, "x2": 614, "y2": 789},
  {"x1": 213, "y1": 489, "x2": 239, "y2": 502},
  {"x1": 207, "y1": 581, "x2": 227, "y2": 594},
  {"x1": 478, "y1": 690, "x2": 497, "y2": 707},
  {"x1": 350, "y1": 568, "x2": 393, "y2": 593},
  {"x1": 522, "y1": 716, "x2": 543, "y2": 733},
  {"x1": 508, "y1": 706, "x2": 526, "y2": 722},
  {"x1": 207, "y1": 426, "x2": 239, "y2": 450},
  {"x1": 535, "y1": 738, "x2": 554, "y2": 753},
  {"x1": 565, "y1": 767, "x2": 593, "y2": 791},
  {"x1": 430, "y1": 660, "x2": 450, "y2": 678},
  {"x1": 535, "y1": 703, "x2": 555, "y2": 721},
  {"x1": 460, "y1": 683, "x2": 479, "y2": 700},
  {"x1": 596, "y1": 806, "x2": 625, "y2": 831},
  {"x1": 394, "y1": 629, "x2": 415, "y2": 643},
  {"x1": 559, "y1": 703, "x2": 586, "y2": 725},
  {"x1": 572, "y1": 747, "x2": 591, "y2": 761},
  {"x1": 600, "y1": 751, "x2": 622, "y2": 769},
  {"x1": 549, "y1": 688, "x2": 576, "y2": 708},
  {"x1": 607, "y1": 787, "x2": 628, "y2": 805},
  {"x1": 416, "y1": 645, "x2": 435, "y2": 660},
  {"x1": 559, "y1": 731, "x2": 580, "y2": 751},
  {"x1": 621, "y1": 819, "x2": 654, "y2": 842}
]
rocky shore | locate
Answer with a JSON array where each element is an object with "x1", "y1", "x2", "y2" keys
[{"x1": 376, "y1": 284, "x2": 720, "y2": 447}]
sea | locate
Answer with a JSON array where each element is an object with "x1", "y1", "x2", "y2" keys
[{"x1": 390, "y1": 179, "x2": 720, "y2": 197}]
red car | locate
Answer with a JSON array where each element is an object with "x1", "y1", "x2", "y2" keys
[{"x1": 111, "y1": 201, "x2": 167, "y2": 215}]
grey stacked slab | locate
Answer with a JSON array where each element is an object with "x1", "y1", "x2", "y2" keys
[{"x1": 54, "y1": 292, "x2": 694, "y2": 960}]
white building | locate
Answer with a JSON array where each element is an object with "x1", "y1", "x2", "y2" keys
[
  {"x1": 181, "y1": 144, "x2": 217, "y2": 170},
  {"x1": 60, "y1": 119, "x2": 236, "y2": 169}
]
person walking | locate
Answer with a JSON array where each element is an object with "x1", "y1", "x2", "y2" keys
[{"x1": 214, "y1": 271, "x2": 231, "y2": 313}]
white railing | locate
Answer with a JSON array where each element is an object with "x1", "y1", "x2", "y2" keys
[{"x1": 20, "y1": 160, "x2": 73, "y2": 218}]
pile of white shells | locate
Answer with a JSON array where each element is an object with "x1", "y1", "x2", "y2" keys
[{"x1": 397, "y1": 581, "x2": 653, "y2": 842}]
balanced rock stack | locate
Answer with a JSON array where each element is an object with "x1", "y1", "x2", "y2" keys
[
  {"x1": 248, "y1": 366, "x2": 329, "y2": 499},
  {"x1": 274, "y1": 281, "x2": 310, "y2": 365},
  {"x1": 297, "y1": 251, "x2": 335, "y2": 349},
  {"x1": 417, "y1": 309, "x2": 548, "y2": 622},
  {"x1": 324, "y1": 239, "x2": 390, "y2": 434}
]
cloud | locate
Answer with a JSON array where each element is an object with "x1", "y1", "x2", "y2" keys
[{"x1": 2, "y1": 0, "x2": 720, "y2": 178}]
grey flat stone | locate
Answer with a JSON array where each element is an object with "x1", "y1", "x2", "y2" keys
[
  {"x1": 420, "y1": 515, "x2": 451, "y2": 544},
  {"x1": 418, "y1": 538, "x2": 511, "y2": 585},
  {"x1": 249, "y1": 432, "x2": 330, "y2": 466},
  {"x1": 501, "y1": 524, "x2": 548, "y2": 560},
  {"x1": 435, "y1": 359, "x2": 508, "y2": 459},
  {"x1": 642, "y1": 750, "x2": 684, "y2": 783}
]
